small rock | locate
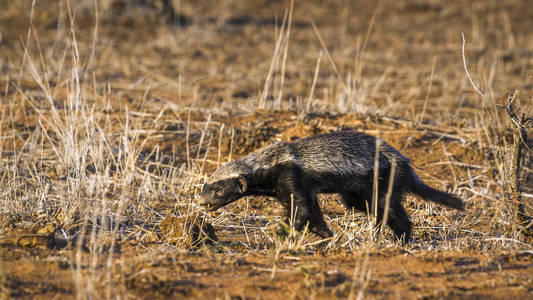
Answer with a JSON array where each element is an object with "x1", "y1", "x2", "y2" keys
[{"x1": 160, "y1": 214, "x2": 217, "y2": 248}]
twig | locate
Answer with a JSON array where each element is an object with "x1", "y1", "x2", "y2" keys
[
  {"x1": 311, "y1": 21, "x2": 347, "y2": 92},
  {"x1": 461, "y1": 33, "x2": 498, "y2": 107},
  {"x1": 462, "y1": 33, "x2": 533, "y2": 240}
]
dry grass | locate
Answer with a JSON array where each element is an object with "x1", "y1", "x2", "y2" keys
[{"x1": 0, "y1": 0, "x2": 532, "y2": 298}]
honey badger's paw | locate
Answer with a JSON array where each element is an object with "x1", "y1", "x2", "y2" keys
[{"x1": 310, "y1": 223, "x2": 333, "y2": 239}]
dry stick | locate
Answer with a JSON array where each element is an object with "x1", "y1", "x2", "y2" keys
[
  {"x1": 17, "y1": 0, "x2": 36, "y2": 86},
  {"x1": 501, "y1": 10, "x2": 516, "y2": 50},
  {"x1": 30, "y1": 21, "x2": 53, "y2": 99},
  {"x1": 106, "y1": 192, "x2": 129, "y2": 300},
  {"x1": 461, "y1": 33, "x2": 498, "y2": 106},
  {"x1": 511, "y1": 113, "x2": 531, "y2": 216},
  {"x1": 372, "y1": 138, "x2": 381, "y2": 228},
  {"x1": 0, "y1": 76, "x2": 8, "y2": 163},
  {"x1": 348, "y1": 252, "x2": 363, "y2": 300},
  {"x1": 379, "y1": 159, "x2": 396, "y2": 243},
  {"x1": 24, "y1": 54, "x2": 62, "y2": 129},
  {"x1": 276, "y1": 0, "x2": 294, "y2": 109},
  {"x1": 50, "y1": 0, "x2": 65, "y2": 59},
  {"x1": 368, "y1": 66, "x2": 391, "y2": 102},
  {"x1": 441, "y1": 144, "x2": 458, "y2": 184},
  {"x1": 75, "y1": 205, "x2": 90, "y2": 300},
  {"x1": 356, "y1": 263, "x2": 372, "y2": 300},
  {"x1": 8, "y1": 78, "x2": 17, "y2": 188},
  {"x1": 65, "y1": 1, "x2": 81, "y2": 86},
  {"x1": 479, "y1": 107, "x2": 508, "y2": 191},
  {"x1": 348, "y1": 248, "x2": 371, "y2": 300},
  {"x1": 217, "y1": 124, "x2": 224, "y2": 169},
  {"x1": 185, "y1": 110, "x2": 191, "y2": 170},
  {"x1": 51, "y1": 44, "x2": 68, "y2": 102},
  {"x1": 311, "y1": 21, "x2": 347, "y2": 92},
  {"x1": 195, "y1": 114, "x2": 212, "y2": 162},
  {"x1": 418, "y1": 57, "x2": 436, "y2": 125},
  {"x1": 463, "y1": 41, "x2": 508, "y2": 182},
  {"x1": 228, "y1": 127, "x2": 235, "y2": 163},
  {"x1": 508, "y1": 104, "x2": 532, "y2": 236},
  {"x1": 306, "y1": 51, "x2": 323, "y2": 111},
  {"x1": 354, "y1": 13, "x2": 376, "y2": 82},
  {"x1": 199, "y1": 134, "x2": 213, "y2": 175},
  {"x1": 178, "y1": 75, "x2": 182, "y2": 103},
  {"x1": 260, "y1": 10, "x2": 288, "y2": 108},
  {"x1": 462, "y1": 33, "x2": 533, "y2": 239},
  {"x1": 79, "y1": 0, "x2": 99, "y2": 81}
]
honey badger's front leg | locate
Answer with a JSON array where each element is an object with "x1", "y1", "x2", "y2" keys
[
  {"x1": 275, "y1": 166, "x2": 333, "y2": 239},
  {"x1": 309, "y1": 193, "x2": 333, "y2": 238}
]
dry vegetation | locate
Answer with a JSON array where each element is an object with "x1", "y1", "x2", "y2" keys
[{"x1": 0, "y1": 0, "x2": 532, "y2": 299}]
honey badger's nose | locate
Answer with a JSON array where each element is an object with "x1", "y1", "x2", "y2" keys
[
  {"x1": 198, "y1": 195, "x2": 212, "y2": 208},
  {"x1": 198, "y1": 196, "x2": 208, "y2": 206}
]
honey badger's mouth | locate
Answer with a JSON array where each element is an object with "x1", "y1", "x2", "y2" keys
[
  {"x1": 199, "y1": 201, "x2": 224, "y2": 211},
  {"x1": 199, "y1": 195, "x2": 237, "y2": 211},
  {"x1": 202, "y1": 204, "x2": 221, "y2": 211}
]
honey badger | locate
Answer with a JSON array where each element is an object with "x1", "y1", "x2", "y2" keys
[{"x1": 199, "y1": 131, "x2": 464, "y2": 242}]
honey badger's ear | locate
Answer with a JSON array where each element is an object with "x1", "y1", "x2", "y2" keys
[{"x1": 237, "y1": 175, "x2": 247, "y2": 193}]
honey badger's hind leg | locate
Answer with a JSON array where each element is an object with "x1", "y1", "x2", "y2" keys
[
  {"x1": 383, "y1": 196, "x2": 412, "y2": 243},
  {"x1": 342, "y1": 191, "x2": 412, "y2": 243}
]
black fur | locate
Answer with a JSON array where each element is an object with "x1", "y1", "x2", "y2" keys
[{"x1": 199, "y1": 131, "x2": 465, "y2": 242}]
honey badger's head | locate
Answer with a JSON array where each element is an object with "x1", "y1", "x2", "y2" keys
[{"x1": 199, "y1": 175, "x2": 248, "y2": 211}]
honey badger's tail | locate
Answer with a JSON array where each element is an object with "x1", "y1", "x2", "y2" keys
[{"x1": 410, "y1": 169, "x2": 465, "y2": 210}]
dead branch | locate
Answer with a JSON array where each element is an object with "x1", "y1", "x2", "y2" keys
[{"x1": 462, "y1": 33, "x2": 532, "y2": 241}]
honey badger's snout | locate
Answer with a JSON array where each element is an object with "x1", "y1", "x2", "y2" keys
[
  {"x1": 198, "y1": 183, "x2": 228, "y2": 211},
  {"x1": 198, "y1": 185, "x2": 216, "y2": 209},
  {"x1": 197, "y1": 194, "x2": 210, "y2": 207},
  {"x1": 198, "y1": 197, "x2": 219, "y2": 211},
  {"x1": 198, "y1": 176, "x2": 248, "y2": 211}
]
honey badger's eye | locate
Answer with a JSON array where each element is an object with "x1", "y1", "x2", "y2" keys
[{"x1": 215, "y1": 188, "x2": 224, "y2": 197}]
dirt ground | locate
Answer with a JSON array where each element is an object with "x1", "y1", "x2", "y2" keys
[{"x1": 0, "y1": 0, "x2": 532, "y2": 299}]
